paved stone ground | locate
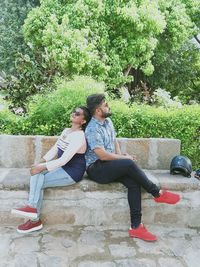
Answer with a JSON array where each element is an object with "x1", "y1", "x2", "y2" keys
[{"x1": 1, "y1": 223, "x2": 200, "y2": 267}]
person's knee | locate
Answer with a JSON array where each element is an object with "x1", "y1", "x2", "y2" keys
[{"x1": 123, "y1": 159, "x2": 136, "y2": 168}]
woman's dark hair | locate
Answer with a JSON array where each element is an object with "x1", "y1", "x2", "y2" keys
[
  {"x1": 78, "y1": 105, "x2": 91, "y2": 131},
  {"x1": 86, "y1": 94, "x2": 105, "y2": 115}
]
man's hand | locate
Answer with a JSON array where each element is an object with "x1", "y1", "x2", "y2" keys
[
  {"x1": 94, "y1": 147, "x2": 138, "y2": 162},
  {"x1": 123, "y1": 153, "x2": 137, "y2": 162},
  {"x1": 30, "y1": 164, "x2": 46, "y2": 175}
]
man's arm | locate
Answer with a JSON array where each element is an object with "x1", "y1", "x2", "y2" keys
[
  {"x1": 114, "y1": 140, "x2": 122, "y2": 155},
  {"x1": 94, "y1": 147, "x2": 133, "y2": 161}
]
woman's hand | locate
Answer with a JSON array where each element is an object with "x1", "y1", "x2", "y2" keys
[{"x1": 30, "y1": 164, "x2": 46, "y2": 175}]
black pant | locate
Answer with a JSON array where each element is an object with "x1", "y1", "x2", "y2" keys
[{"x1": 87, "y1": 159, "x2": 160, "y2": 228}]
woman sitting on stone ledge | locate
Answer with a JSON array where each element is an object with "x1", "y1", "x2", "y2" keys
[{"x1": 11, "y1": 106, "x2": 91, "y2": 233}]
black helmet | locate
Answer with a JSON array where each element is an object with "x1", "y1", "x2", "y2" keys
[
  {"x1": 170, "y1": 155, "x2": 192, "y2": 177},
  {"x1": 194, "y1": 169, "x2": 200, "y2": 180}
]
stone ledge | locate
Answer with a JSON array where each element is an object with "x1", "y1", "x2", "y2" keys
[
  {"x1": 0, "y1": 168, "x2": 199, "y2": 192},
  {"x1": 1, "y1": 188, "x2": 199, "y2": 227},
  {"x1": 1, "y1": 168, "x2": 200, "y2": 227}
]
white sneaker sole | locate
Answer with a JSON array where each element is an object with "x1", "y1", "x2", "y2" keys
[
  {"x1": 11, "y1": 209, "x2": 38, "y2": 219},
  {"x1": 17, "y1": 224, "x2": 43, "y2": 234}
]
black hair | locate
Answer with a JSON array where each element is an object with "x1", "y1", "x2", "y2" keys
[
  {"x1": 78, "y1": 105, "x2": 91, "y2": 131},
  {"x1": 86, "y1": 94, "x2": 105, "y2": 115}
]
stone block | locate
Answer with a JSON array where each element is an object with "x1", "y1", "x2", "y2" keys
[
  {"x1": 117, "y1": 138, "x2": 150, "y2": 168},
  {"x1": 108, "y1": 243, "x2": 136, "y2": 258},
  {"x1": 0, "y1": 135, "x2": 35, "y2": 168},
  {"x1": 118, "y1": 138, "x2": 181, "y2": 169},
  {"x1": 156, "y1": 138, "x2": 181, "y2": 169},
  {"x1": 40, "y1": 136, "x2": 57, "y2": 159}
]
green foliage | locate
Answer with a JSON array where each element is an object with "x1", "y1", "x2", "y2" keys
[
  {"x1": 0, "y1": 0, "x2": 39, "y2": 72},
  {"x1": 155, "y1": 0, "x2": 199, "y2": 63},
  {"x1": 147, "y1": 0, "x2": 200, "y2": 102},
  {"x1": 0, "y1": 109, "x2": 19, "y2": 134},
  {"x1": 181, "y1": 0, "x2": 200, "y2": 29},
  {"x1": 6, "y1": 76, "x2": 105, "y2": 135},
  {"x1": 1, "y1": 48, "x2": 58, "y2": 111},
  {"x1": 23, "y1": 0, "x2": 166, "y2": 89},
  {"x1": 0, "y1": 0, "x2": 41, "y2": 110},
  {"x1": 147, "y1": 43, "x2": 200, "y2": 103}
]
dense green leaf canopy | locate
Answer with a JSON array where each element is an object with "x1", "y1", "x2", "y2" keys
[
  {"x1": 0, "y1": 0, "x2": 39, "y2": 72},
  {"x1": 23, "y1": 0, "x2": 199, "y2": 90}
]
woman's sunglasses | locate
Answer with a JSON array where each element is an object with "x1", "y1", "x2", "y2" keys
[{"x1": 72, "y1": 110, "x2": 82, "y2": 116}]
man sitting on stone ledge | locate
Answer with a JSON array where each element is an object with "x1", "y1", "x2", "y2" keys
[{"x1": 85, "y1": 93, "x2": 180, "y2": 242}]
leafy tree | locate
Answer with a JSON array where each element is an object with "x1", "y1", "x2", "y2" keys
[
  {"x1": 1, "y1": 48, "x2": 57, "y2": 112},
  {"x1": 0, "y1": 0, "x2": 39, "y2": 73},
  {"x1": 125, "y1": 0, "x2": 200, "y2": 101},
  {"x1": 143, "y1": 0, "x2": 200, "y2": 103},
  {"x1": 147, "y1": 42, "x2": 200, "y2": 103},
  {"x1": 23, "y1": 0, "x2": 166, "y2": 89}
]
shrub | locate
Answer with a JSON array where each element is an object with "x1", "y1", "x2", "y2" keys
[
  {"x1": 10, "y1": 76, "x2": 105, "y2": 135},
  {"x1": 1, "y1": 49, "x2": 57, "y2": 111},
  {"x1": 0, "y1": 109, "x2": 19, "y2": 134}
]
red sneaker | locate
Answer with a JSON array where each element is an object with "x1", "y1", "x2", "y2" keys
[
  {"x1": 17, "y1": 219, "x2": 43, "y2": 233},
  {"x1": 129, "y1": 224, "x2": 157, "y2": 242},
  {"x1": 154, "y1": 190, "x2": 180, "y2": 205},
  {"x1": 11, "y1": 205, "x2": 38, "y2": 219}
]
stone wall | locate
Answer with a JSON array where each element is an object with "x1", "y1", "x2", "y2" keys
[{"x1": 0, "y1": 135, "x2": 181, "y2": 169}]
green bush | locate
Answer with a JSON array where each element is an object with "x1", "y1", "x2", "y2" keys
[
  {"x1": 111, "y1": 101, "x2": 200, "y2": 169},
  {"x1": 0, "y1": 109, "x2": 19, "y2": 134},
  {"x1": 0, "y1": 75, "x2": 199, "y2": 169},
  {"x1": 8, "y1": 76, "x2": 105, "y2": 135}
]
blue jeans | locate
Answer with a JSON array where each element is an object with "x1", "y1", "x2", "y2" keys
[{"x1": 28, "y1": 168, "x2": 75, "y2": 218}]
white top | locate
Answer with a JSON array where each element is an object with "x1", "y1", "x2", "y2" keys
[{"x1": 43, "y1": 128, "x2": 86, "y2": 171}]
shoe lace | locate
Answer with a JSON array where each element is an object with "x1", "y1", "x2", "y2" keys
[
  {"x1": 24, "y1": 220, "x2": 31, "y2": 226},
  {"x1": 140, "y1": 224, "x2": 148, "y2": 232}
]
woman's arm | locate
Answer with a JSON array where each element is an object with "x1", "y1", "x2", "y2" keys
[
  {"x1": 42, "y1": 143, "x2": 58, "y2": 162},
  {"x1": 45, "y1": 131, "x2": 85, "y2": 171},
  {"x1": 42, "y1": 130, "x2": 68, "y2": 162},
  {"x1": 30, "y1": 130, "x2": 67, "y2": 175},
  {"x1": 30, "y1": 131, "x2": 86, "y2": 175},
  {"x1": 30, "y1": 144, "x2": 58, "y2": 175}
]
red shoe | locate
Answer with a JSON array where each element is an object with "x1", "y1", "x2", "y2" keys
[
  {"x1": 129, "y1": 224, "x2": 157, "y2": 242},
  {"x1": 154, "y1": 190, "x2": 180, "y2": 205},
  {"x1": 11, "y1": 205, "x2": 38, "y2": 219},
  {"x1": 17, "y1": 219, "x2": 43, "y2": 233}
]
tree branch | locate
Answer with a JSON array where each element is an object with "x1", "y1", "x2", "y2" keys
[
  {"x1": 194, "y1": 35, "x2": 200, "y2": 45},
  {"x1": 124, "y1": 65, "x2": 132, "y2": 76}
]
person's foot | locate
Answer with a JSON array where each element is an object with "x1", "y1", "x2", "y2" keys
[
  {"x1": 11, "y1": 205, "x2": 38, "y2": 219},
  {"x1": 154, "y1": 190, "x2": 180, "y2": 204},
  {"x1": 129, "y1": 224, "x2": 157, "y2": 242},
  {"x1": 17, "y1": 219, "x2": 43, "y2": 233}
]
